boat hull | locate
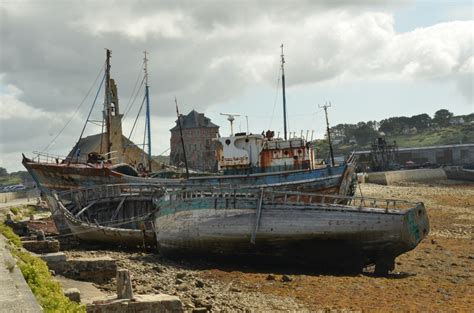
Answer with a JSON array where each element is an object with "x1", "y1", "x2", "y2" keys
[
  {"x1": 154, "y1": 195, "x2": 429, "y2": 268},
  {"x1": 444, "y1": 165, "x2": 474, "y2": 181},
  {"x1": 23, "y1": 157, "x2": 355, "y2": 196}
]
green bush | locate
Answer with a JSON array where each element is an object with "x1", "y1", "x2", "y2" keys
[
  {"x1": 0, "y1": 223, "x2": 22, "y2": 247},
  {"x1": 15, "y1": 251, "x2": 85, "y2": 312},
  {"x1": 10, "y1": 207, "x2": 20, "y2": 215},
  {"x1": 1, "y1": 222, "x2": 85, "y2": 312}
]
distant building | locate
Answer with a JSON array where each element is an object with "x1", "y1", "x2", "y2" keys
[
  {"x1": 170, "y1": 110, "x2": 219, "y2": 172},
  {"x1": 450, "y1": 117, "x2": 465, "y2": 125}
]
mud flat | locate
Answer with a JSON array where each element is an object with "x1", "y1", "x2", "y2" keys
[{"x1": 62, "y1": 180, "x2": 473, "y2": 311}]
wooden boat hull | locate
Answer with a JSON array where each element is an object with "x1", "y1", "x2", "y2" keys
[
  {"x1": 444, "y1": 165, "x2": 474, "y2": 181},
  {"x1": 53, "y1": 185, "x2": 160, "y2": 247},
  {"x1": 154, "y1": 190, "x2": 429, "y2": 270},
  {"x1": 23, "y1": 156, "x2": 355, "y2": 197}
]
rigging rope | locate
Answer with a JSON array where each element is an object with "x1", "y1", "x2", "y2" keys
[
  {"x1": 128, "y1": 94, "x2": 147, "y2": 142},
  {"x1": 122, "y1": 60, "x2": 145, "y2": 118},
  {"x1": 76, "y1": 72, "x2": 106, "y2": 148},
  {"x1": 41, "y1": 63, "x2": 105, "y2": 152},
  {"x1": 268, "y1": 67, "x2": 281, "y2": 130},
  {"x1": 123, "y1": 76, "x2": 145, "y2": 120}
]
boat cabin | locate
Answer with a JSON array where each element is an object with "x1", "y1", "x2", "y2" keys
[{"x1": 216, "y1": 131, "x2": 315, "y2": 174}]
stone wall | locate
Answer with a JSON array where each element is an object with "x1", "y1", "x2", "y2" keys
[
  {"x1": 0, "y1": 190, "x2": 39, "y2": 204},
  {"x1": 170, "y1": 127, "x2": 219, "y2": 171},
  {"x1": 366, "y1": 168, "x2": 448, "y2": 185}
]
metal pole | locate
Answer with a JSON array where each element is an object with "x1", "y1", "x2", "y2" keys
[
  {"x1": 144, "y1": 51, "x2": 152, "y2": 172},
  {"x1": 281, "y1": 44, "x2": 287, "y2": 140},
  {"x1": 175, "y1": 97, "x2": 189, "y2": 179},
  {"x1": 104, "y1": 49, "x2": 112, "y2": 159},
  {"x1": 320, "y1": 102, "x2": 335, "y2": 167}
]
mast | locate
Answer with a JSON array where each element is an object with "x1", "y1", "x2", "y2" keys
[
  {"x1": 320, "y1": 102, "x2": 335, "y2": 167},
  {"x1": 104, "y1": 49, "x2": 112, "y2": 160},
  {"x1": 175, "y1": 97, "x2": 189, "y2": 179},
  {"x1": 281, "y1": 44, "x2": 288, "y2": 140},
  {"x1": 144, "y1": 51, "x2": 152, "y2": 172}
]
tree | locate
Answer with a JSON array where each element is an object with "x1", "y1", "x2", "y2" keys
[
  {"x1": 0, "y1": 167, "x2": 7, "y2": 177},
  {"x1": 433, "y1": 109, "x2": 453, "y2": 127},
  {"x1": 410, "y1": 113, "x2": 432, "y2": 131},
  {"x1": 352, "y1": 123, "x2": 379, "y2": 146}
]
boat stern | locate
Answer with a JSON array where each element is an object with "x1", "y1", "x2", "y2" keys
[{"x1": 403, "y1": 203, "x2": 430, "y2": 249}]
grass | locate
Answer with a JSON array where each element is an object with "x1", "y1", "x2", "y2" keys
[
  {"x1": 0, "y1": 223, "x2": 85, "y2": 312},
  {"x1": 0, "y1": 175, "x2": 22, "y2": 186},
  {"x1": 326, "y1": 125, "x2": 474, "y2": 156}
]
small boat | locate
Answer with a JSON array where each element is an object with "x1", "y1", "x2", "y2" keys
[
  {"x1": 154, "y1": 187, "x2": 430, "y2": 274},
  {"x1": 444, "y1": 165, "x2": 474, "y2": 182},
  {"x1": 51, "y1": 184, "x2": 163, "y2": 247}
]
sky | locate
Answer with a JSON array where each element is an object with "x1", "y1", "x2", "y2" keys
[{"x1": 0, "y1": 0, "x2": 473, "y2": 172}]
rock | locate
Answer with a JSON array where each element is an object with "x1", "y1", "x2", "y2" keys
[
  {"x1": 266, "y1": 274, "x2": 275, "y2": 280},
  {"x1": 175, "y1": 278, "x2": 184, "y2": 285},
  {"x1": 195, "y1": 280, "x2": 205, "y2": 288},
  {"x1": 152, "y1": 265, "x2": 164, "y2": 272},
  {"x1": 176, "y1": 272, "x2": 187, "y2": 279},
  {"x1": 192, "y1": 308, "x2": 208, "y2": 313},
  {"x1": 281, "y1": 275, "x2": 292, "y2": 282},
  {"x1": 431, "y1": 239, "x2": 437, "y2": 244},
  {"x1": 230, "y1": 287, "x2": 241, "y2": 292},
  {"x1": 176, "y1": 284, "x2": 188, "y2": 292},
  {"x1": 64, "y1": 288, "x2": 81, "y2": 303}
]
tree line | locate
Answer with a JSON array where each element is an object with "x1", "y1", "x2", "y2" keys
[{"x1": 330, "y1": 109, "x2": 473, "y2": 146}]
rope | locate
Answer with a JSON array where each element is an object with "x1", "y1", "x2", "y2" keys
[
  {"x1": 123, "y1": 76, "x2": 145, "y2": 119},
  {"x1": 76, "y1": 72, "x2": 106, "y2": 146},
  {"x1": 122, "y1": 60, "x2": 145, "y2": 119},
  {"x1": 128, "y1": 94, "x2": 147, "y2": 141},
  {"x1": 41, "y1": 63, "x2": 105, "y2": 152},
  {"x1": 268, "y1": 67, "x2": 281, "y2": 130}
]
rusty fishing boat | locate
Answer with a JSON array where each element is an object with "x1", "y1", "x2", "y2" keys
[
  {"x1": 154, "y1": 187, "x2": 429, "y2": 274},
  {"x1": 22, "y1": 48, "x2": 357, "y2": 199}
]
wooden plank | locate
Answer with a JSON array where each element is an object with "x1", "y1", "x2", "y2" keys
[
  {"x1": 75, "y1": 200, "x2": 98, "y2": 218},
  {"x1": 250, "y1": 189, "x2": 264, "y2": 244},
  {"x1": 111, "y1": 197, "x2": 127, "y2": 221}
]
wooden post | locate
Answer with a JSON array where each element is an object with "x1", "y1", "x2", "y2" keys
[{"x1": 116, "y1": 269, "x2": 134, "y2": 300}]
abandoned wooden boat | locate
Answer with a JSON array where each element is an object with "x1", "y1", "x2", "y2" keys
[
  {"x1": 51, "y1": 184, "x2": 163, "y2": 247},
  {"x1": 154, "y1": 187, "x2": 429, "y2": 274},
  {"x1": 444, "y1": 165, "x2": 474, "y2": 182}
]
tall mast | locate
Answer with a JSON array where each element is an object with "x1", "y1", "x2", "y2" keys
[
  {"x1": 281, "y1": 44, "x2": 288, "y2": 140},
  {"x1": 104, "y1": 49, "x2": 112, "y2": 159},
  {"x1": 175, "y1": 97, "x2": 189, "y2": 179},
  {"x1": 320, "y1": 102, "x2": 335, "y2": 167},
  {"x1": 144, "y1": 51, "x2": 152, "y2": 172}
]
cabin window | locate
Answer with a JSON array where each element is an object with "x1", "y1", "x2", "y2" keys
[{"x1": 225, "y1": 139, "x2": 231, "y2": 145}]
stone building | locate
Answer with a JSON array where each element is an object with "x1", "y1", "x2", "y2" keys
[
  {"x1": 67, "y1": 78, "x2": 161, "y2": 172},
  {"x1": 170, "y1": 110, "x2": 219, "y2": 172}
]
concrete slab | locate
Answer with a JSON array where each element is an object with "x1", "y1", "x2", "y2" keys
[
  {"x1": 0, "y1": 235, "x2": 42, "y2": 312},
  {"x1": 56, "y1": 276, "x2": 109, "y2": 304}
]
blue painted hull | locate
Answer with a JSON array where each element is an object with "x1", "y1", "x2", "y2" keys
[{"x1": 22, "y1": 157, "x2": 355, "y2": 196}]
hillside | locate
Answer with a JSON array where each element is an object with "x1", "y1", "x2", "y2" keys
[{"x1": 315, "y1": 124, "x2": 474, "y2": 158}]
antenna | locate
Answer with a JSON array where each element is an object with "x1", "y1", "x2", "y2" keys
[
  {"x1": 143, "y1": 51, "x2": 152, "y2": 172},
  {"x1": 319, "y1": 101, "x2": 335, "y2": 167},
  {"x1": 220, "y1": 113, "x2": 241, "y2": 136},
  {"x1": 281, "y1": 44, "x2": 288, "y2": 140},
  {"x1": 175, "y1": 97, "x2": 189, "y2": 178}
]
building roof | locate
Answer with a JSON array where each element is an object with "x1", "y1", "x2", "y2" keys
[
  {"x1": 170, "y1": 110, "x2": 219, "y2": 131},
  {"x1": 67, "y1": 133, "x2": 142, "y2": 159}
]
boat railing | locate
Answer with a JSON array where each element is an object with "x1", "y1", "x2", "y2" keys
[
  {"x1": 56, "y1": 183, "x2": 164, "y2": 206},
  {"x1": 165, "y1": 187, "x2": 421, "y2": 211},
  {"x1": 31, "y1": 151, "x2": 87, "y2": 164}
]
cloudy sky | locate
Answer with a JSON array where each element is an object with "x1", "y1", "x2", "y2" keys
[{"x1": 1, "y1": 0, "x2": 473, "y2": 172}]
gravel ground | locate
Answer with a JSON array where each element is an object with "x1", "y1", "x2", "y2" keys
[{"x1": 63, "y1": 180, "x2": 474, "y2": 312}]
